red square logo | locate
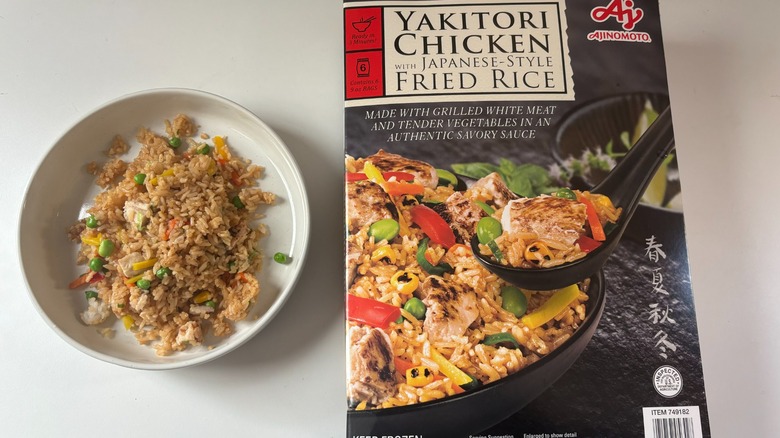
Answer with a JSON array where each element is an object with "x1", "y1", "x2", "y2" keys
[
  {"x1": 345, "y1": 7, "x2": 382, "y2": 52},
  {"x1": 345, "y1": 51, "x2": 384, "y2": 100}
]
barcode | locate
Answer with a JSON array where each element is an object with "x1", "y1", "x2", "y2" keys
[
  {"x1": 642, "y1": 406, "x2": 703, "y2": 438},
  {"x1": 651, "y1": 417, "x2": 695, "y2": 438}
]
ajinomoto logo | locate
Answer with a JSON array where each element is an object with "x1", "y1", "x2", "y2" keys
[{"x1": 587, "y1": 0, "x2": 652, "y2": 43}]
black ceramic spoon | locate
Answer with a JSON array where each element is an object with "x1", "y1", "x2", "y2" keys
[{"x1": 471, "y1": 106, "x2": 675, "y2": 290}]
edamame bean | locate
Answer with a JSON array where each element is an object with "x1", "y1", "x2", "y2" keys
[
  {"x1": 368, "y1": 218, "x2": 400, "y2": 242},
  {"x1": 477, "y1": 217, "x2": 503, "y2": 245},
  {"x1": 500, "y1": 286, "x2": 528, "y2": 317}
]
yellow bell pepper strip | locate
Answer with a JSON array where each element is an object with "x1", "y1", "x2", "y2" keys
[
  {"x1": 347, "y1": 294, "x2": 401, "y2": 329},
  {"x1": 124, "y1": 273, "x2": 145, "y2": 285},
  {"x1": 81, "y1": 233, "x2": 103, "y2": 246},
  {"x1": 430, "y1": 347, "x2": 474, "y2": 388},
  {"x1": 121, "y1": 315, "x2": 135, "y2": 330},
  {"x1": 131, "y1": 258, "x2": 158, "y2": 272},
  {"x1": 363, "y1": 161, "x2": 411, "y2": 236},
  {"x1": 213, "y1": 136, "x2": 229, "y2": 160},
  {"x1": 524, "y1": 241, "x2": 553, "y2": 265},
  {"x1": 150, "y1": 169, "x2": 175, "y2": 185},
  {"x1": 576, "y1": 193, "x2": 606, "y2": 241},
  {"x1": 521, "y1": 284, "x2": 581, "y2": 329},
  {"x1": 193, "y1": 291, "x2": 212, "y2": 304}
]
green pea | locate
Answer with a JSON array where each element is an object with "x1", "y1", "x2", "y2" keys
[
  {"x1": 403, "y1": 297, "x2": 427, "y2": 320},
  {"x1": 98, "y1": 239, "x2": 115, "y2": 257},
  {"x1": 273, "y1": 252, "x2": 289, "y2": 264},
  {"x1": 477, "y1": 217, "x2": 503, "y2": 245},
  {"x1": 134, "y1": 173, "x2": 146, "y2": 185},
  {"x1": 168, "y1": 136, "x2": 182, "y2": 148},
  {"x1": 204, "y1": 300, "x2": 217, "y2": 309},
  {"x1": 155, "y1": 267, "x2": 171, "y2": 279},
  {"x1": 85, "y1": 290, "x2": 98, "y2": 300},
  {"x1": 231, "y1": 195, "x2": 245, "y2": 209},
  {"x1": 136, "y1": 278, "x2": 151, "y2": 290},
  {"x1": 368, "y1": 218, "x2": 400, "y2": 243},
  {"x1": 555, "y1": 187, "x2": 577, "y2": 200},
  {"x1": 500, "y1": 286, "x2": 528, "y2": 317},
  {"x1": 85, "y1": 215, "x2": 98, "y2": 228},
  {"x1": 197, "y1": 144, "x2": 211, "y2": 155},
  {"x1": 88, "y1": 257, "x2": 104, "y2": 273}
]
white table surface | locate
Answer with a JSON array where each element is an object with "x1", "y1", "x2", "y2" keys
[{"x1": 2, "y1": 1, "x2": 777, "y2": 436}]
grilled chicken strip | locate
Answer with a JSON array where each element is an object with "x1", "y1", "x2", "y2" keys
[
  {"x1": 420, "y1": 276, "x2": 479, "y2": 343},
  {"x1": 501, "y1": 196, "x2": 587, "y2": 246},
  {"x1": 347, "y1": 326, "x2": 397, "y2": 406},
  {"x1": 431, "y1": 192, "x2": 485, "y2": 244},
  {"x1": 364, "y1": 149, "x2": 439, "y2": 188},
  {"x1": 346, "y1": 180, "x2": 395, "y2": 233},
  {"x1": 465, "y1": 172, "x2": 518, "y2": 208}
]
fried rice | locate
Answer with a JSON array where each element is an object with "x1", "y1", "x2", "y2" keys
[
  {"x1": 345, "y1": 153, "x2": 593, "y2": 409},
  {"x1": 69, "y1": 114, "x2": 275, "y2": 356}
]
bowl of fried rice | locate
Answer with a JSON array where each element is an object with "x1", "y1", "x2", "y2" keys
[
  {"x1": 344, "y1": 150, "x2": 607, "y2": 435},
  {"x1": 19, "y1": 88, "x2": 309, "y2": 369}
]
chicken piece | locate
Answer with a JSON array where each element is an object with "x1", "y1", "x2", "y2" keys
[
  {"x1": 346, "y1": 181, "x2": 395, "y2": 233},
  {"x1": 175, "y1": 321, "x2": 203, "y2": 347},
  {"x1": 501, "y1": 196, "x2": 587, "y2": 246},
  {"x1": 347, "y1": 326, "x2": 397, "y2": 406},
  {"x1": 364, "y1": 149, "x2": 439, "y2": 188},
  {"x1": 123, "y1": 199, "x2": 151, "y2": 229},
  {"x1": 465, "y1": 172, "x2": 518, "y2": 208},
  {"x1": 116, "y1": 252, "x2": 145, "y2": 277},
  {"x1": 346, "y1": 237, "x2": 363, "y2": 285},
  {"x1": 431, "y1": 192, "x2": 485, "y2": 243},
  {"x1": 420, "y1": 276, "x2": 479, "y2": 343}
]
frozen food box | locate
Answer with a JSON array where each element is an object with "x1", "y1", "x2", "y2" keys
[{"x1": 343, "y1": 1, "x2": 710, "y2": 437}]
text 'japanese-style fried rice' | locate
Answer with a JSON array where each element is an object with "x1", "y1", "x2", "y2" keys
[{"x1": 69, "y1": 114, "x2": 275, "y2": 356}]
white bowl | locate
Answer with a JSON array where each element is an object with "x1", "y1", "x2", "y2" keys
[{"x1": 19, "y1": 88, "x2": 310, "y2": 369}]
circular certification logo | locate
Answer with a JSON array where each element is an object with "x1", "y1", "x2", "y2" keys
[{"x1": 653, "y1": 365, "x2": 683, "y2": 398}]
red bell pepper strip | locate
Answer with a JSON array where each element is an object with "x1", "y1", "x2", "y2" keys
[
  {"x1": 384, "y1": 181, "x2": 424, "y2": 197},
  {"x1": 576, "y1": 235, "x2": 602, "y2": 253},
  {"x1": 347, "y1": 294, "x2": 401, "y2": 329},
  {"x1": 577, "y1": 194, "x2": 606, "y2": 241},
  {"x1": 346, "y1": 171, "x2": 415, "y2": 183},
  {"x1": 410, "y1": 205, "x2": 456, "y2": 249},
  {"x1": 68, "y1": 272, "x2": 104, "y2": 289}
]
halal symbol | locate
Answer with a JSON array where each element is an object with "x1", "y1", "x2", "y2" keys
[{"x1": 591, "y1": 0, "x2": 644, "y2": 31}]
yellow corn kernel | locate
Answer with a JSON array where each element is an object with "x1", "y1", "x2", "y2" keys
[
  {"x1": 524, "y1": 241, "x2": 553, "y2": 265},
  {"x1": 207, "y1": 158, "x2": 217, "y2": 176},
  {"x1": 214, "y1": 136, "x2": 229, "y2": 160},
  {"x1": 390, "y1": 270, "x2": 419, "y2": 295},
  {"x1": 355, "y1": 401, "x2": 368, "y2": 411},
  {"x1": 81, "y1": 233, "x2": 103, "y2": 246},
  {"x1": 370, "y1": 245, "x2": 396, "y2": 264},
  {"x1": 131, "y1": 258, "x2": 157, "y2": 272},
  {"x1": 193, "y1": 291, "x2": 212, "y2": 304},
  {"x1": 121, "y1": 315, "x2": 135, "y2": 330},
  {"x1": 406, "y1": 366, "x2": 435, "y2": 387}
]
